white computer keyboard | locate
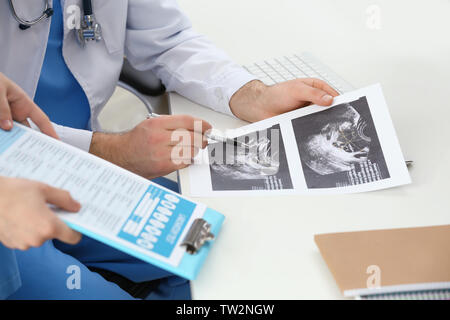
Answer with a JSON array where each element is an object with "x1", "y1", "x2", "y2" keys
[{"x1": 243, "y1": 52, "x2": 354, "y2": 94}]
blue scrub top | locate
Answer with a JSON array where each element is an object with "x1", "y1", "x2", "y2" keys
[
  {"x1": 0, "y1": 245, "x2": 21, "y2": 299},
  {"x1": 34, "y1": 0, "x2": 91, "y2": 130}
]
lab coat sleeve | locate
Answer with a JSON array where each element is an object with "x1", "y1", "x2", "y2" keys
[
  {"x1": 29, "y1": 120, "x2": 93, "y2": 152},
  {"x1": 52, "y1": 123, "x2": 93, "y2": 151},
  {"x1": 124, "y1": 0, "x2": 258, "y2": 117}
]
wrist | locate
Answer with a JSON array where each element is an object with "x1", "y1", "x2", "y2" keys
[
  {"x1": 89, "y1": 132, "x2": 127, "y2": 168},
  {"x1": 229, "y1": 80, "x2": 268, "y2": 122}
]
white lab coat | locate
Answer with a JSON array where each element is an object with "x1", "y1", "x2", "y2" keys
[{"x1": 0, "y1": 0, "x2": 256, "y2": 151}]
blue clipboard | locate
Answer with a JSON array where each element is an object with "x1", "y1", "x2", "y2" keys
[{"x1": 64, "y1": 207, "x2": 224, "y2": 281}]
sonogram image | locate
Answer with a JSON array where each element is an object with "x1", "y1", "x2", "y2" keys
[{"x1": 292, "y1": 96, "x2": 390, "y2": 188}]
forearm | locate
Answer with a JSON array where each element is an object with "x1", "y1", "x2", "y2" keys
[
  {"x1": 229, "y1": 80, "x2": 269, "y2": 122},
  {"x1": 89, "y1": 132, "x2": 128, "y2": 169}
]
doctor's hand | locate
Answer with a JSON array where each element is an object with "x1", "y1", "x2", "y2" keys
[
  {"x1": 0, "y1": 177, "x2": 82, "y2": 250},
  {"x1": 229, "y1": 78, "x2": 339, "y2": 123},
  {"x1": 90, "y1": 115, "x2": 212, "y2": 179},
  {"x1": 0, "y1": 72, "x2": 57, "y2": 138}
]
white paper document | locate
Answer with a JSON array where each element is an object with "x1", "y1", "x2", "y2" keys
[
  {"x1": 189, "y1": 84, "x2": 411, "y2": 197},
  {"x1": 0, "y1": 124, "x2": 207, "y2": 267}
]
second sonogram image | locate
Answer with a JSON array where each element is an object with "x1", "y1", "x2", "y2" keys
[
  {"x1": 292, "y1": 96, "x2": 390, "y2": 189},
  {"x1": 208, "y1": 124, "x2": 293, "y2": 191}
]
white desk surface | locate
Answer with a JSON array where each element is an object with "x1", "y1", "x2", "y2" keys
[{"x1": 171, "y1": 0, "x2": 450, "y2": 299}]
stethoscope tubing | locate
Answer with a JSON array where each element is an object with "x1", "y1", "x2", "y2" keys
[{"x1": 8, "y1": 0, "x2": 52, "y2": 27}]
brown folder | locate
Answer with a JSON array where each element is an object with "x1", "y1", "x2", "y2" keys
[{"x1": 314, "y1": 225, "x2": 450, "y2": 296}]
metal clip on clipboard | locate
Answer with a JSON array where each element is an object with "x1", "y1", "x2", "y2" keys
[{"x1": 182, "y1": 219, "x2": 215, "y2": 254}]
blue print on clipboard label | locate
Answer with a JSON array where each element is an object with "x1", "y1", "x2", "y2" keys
[{"x1": 117, "y1": 184, "x2": 195, "y2": 258}]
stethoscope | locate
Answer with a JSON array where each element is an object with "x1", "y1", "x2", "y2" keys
[{"x1": 8, "y1": 0, "x2": 102, "y2": 47}]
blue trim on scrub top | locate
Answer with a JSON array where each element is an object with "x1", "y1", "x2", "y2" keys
[{"x1": 34, "y1": 0, "x2": 91, "y2": 130}]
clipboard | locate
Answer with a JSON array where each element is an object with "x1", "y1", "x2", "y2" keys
[{"x1": 66, "y1": 208, "x2": 225, "y2": 280}]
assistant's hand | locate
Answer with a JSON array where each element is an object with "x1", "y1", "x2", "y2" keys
[
  {"x1": 89, "y1": 115, "x2": 212, "y2": 179},
  {"x1": 0, "y1": 177, "x2": 82, "y2": 250},
  {"x1": 0, "y1": 72, "x2": 57, "y2": 138},
  {"x1": 229, "y1": 78, "x2": 339, "y2": 122}
]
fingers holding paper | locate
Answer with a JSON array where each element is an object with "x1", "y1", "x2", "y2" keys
[{"x1": 0, "y1": 177, "x2": 81, "y2": 250}]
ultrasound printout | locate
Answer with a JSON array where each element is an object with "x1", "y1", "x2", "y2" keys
[{"x1": 189, "y1": 84, "x2": 411, "y2": 197}]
